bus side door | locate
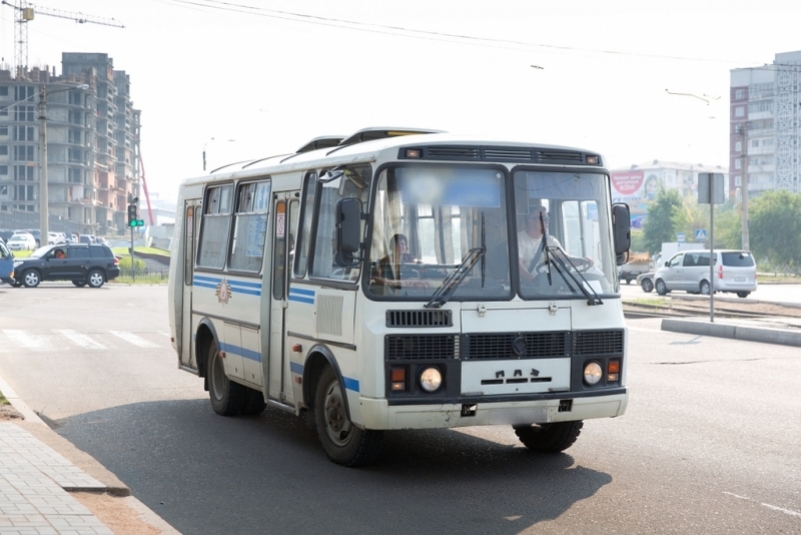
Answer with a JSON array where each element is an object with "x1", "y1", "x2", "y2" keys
[
  {"x1": 266, "y1": 196, "x2": 298, "y2": 403},
  {"x1": 180, "y1": 200, "x2": 201, "y2": 369}
]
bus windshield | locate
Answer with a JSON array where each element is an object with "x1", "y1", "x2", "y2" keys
[
  {"x1": 367, "y1": 165, "x2": 617, "y2": 302},
  {"x1": 367, "y1": 165, "x2": 512, "y2": 302}
]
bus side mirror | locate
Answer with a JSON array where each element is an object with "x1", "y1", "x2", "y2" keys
[
  {"x1": 612, "y1": 203, "x2": 631, "y2": 266},
  {"x1": 335, "y1": 198, "x2": 362, "y2": 266}
]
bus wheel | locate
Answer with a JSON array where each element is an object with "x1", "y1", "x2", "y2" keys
[
  {"x1": 513, "y1": 421, "x2": 584, "y2": 453},
  {"x1": 242, "y1": 388, "x2": 266, "y2": 416},
  {"x1": 314, "y1": 366, "x2": 383, "y2": 467},
  {"x1": 207, "y1": 338, "x2": 247, "y2": 416}
]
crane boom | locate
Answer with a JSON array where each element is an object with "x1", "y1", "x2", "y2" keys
[{"x1": 2, "y1": 0, "x2": 124, "y2": 73}]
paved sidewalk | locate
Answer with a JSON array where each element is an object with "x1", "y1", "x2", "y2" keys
[
  {"x1": 0, "y1": 423, "x2": 113, "y2": 534},
  {"x1": 0, "y1": 376, "x2": 178, "y2": 535}
]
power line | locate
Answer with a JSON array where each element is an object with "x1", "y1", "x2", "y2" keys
[{"x1": 155, "y1": 0, "x2": 767, "y2": 65}]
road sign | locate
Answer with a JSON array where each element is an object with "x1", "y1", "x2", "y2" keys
[
  {"x1": 695, "y1": 229, "x2": 707, "y2": 241},
  {"x1": 677, "y1": 232, "x2": 685, "y2": 243}
]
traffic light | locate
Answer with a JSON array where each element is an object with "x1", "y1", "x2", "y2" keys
[{"x1": 127, "y1": 202, "x2": 144, "y2": 227}]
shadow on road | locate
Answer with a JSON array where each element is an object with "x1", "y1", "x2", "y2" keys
[{"x1": 58, "y1": 399, "x2": 612, "y2": 535}]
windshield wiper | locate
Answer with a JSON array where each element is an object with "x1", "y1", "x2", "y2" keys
[
  {"x1": 425, "y1": 246, "x2": 486, "y2": 309},
  {"x1": 546, "y1": 246, "x2": 603, "y2": 306}
]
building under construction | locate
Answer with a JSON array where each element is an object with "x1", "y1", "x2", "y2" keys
[{"x1": 0, "y1": 52, "x2": 141, "y2": 236}]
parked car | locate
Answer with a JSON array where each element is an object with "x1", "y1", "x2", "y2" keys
[
  {"x1": 47, "y1": 231, "x2": 65, "y2": 245},
  {"x1": 14, "y1": 229, "x2": 41, "y2": 247},
  {"x1": 12, "y1": 243, "x2": 120, "y2": 288},
  {"x1": 653, "y1": 249, "x2": 757, "y2": 298},
  {"x1": 0, "y1": 229, "x2": 14, "y2": 244},
  {"x1": 637, "y1": 271, "x2": 655, "y2": 293},
  {"x1": 7, "y1": 233, "x2": 36, "y2": 251},
  {"x1": 0, "y1": 240, "x2": 14, "y2": 284},
  {"x1": 78, "y1": 234, "x2": 97, "y2": 244}
]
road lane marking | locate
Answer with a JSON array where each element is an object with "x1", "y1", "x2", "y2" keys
[
  {"x1": 109, "y1": 331, "x2": 160, "y2": 348},
  {"x1": 723, "y1": 492, "x2": 801, "y2": 519},
  {"x1": 55, "y1": 330, "x2": 106, "y2": 350},
  {"x1": 2, "y1": 330, "x2": 54, "y2": 351}
]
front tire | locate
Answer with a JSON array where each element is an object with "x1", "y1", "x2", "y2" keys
[
  {"x1": 641, "y1": 278, "x2": 654, "y2": 293},
  {"x1": 314, "y1": 366, "x2": 382, "y2": 467},
  {"x1": 655, "y1": 279, "x2": 668, "y2": 295},
  {"x1": 700, "y1": 280, "x2": 711, "y2": 295},
  {"x1": 514, "y1": 421, "x2": 584, "y2": 453},
  {"x1": 22, "y1": 270, "x2": 40, "y2": 288},
  {"x1": 87, "y1": 269, "x2": 105, "y2": 288},
  {"x1": 208, "y1": 338, "x2": 247, "y2": 416}
]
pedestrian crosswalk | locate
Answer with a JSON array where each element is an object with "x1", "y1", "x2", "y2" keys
[{"x1": 0, "y1": 329, "x2": 171, "y2": 353}]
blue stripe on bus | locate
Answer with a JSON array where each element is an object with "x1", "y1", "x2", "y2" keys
[
  {"x1": 288, "y1": 287, "x2": 314, "y2": 304},
  {"x1": 289, "y1": 287, "x2": 315, "y2": 296},
  {"x1": 288, "y1": 361, "x2": 358, "y2": 393},
  {"x1": 219, "y1": 342, "x2": 262, "y2": 363},
  {"x1": 192, "y1": 275, "x2": 262, "y2": 296},
  {"x1": 343, "y1": 376, "x2": 360, "y2": 393}
]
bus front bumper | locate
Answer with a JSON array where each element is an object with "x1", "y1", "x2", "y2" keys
[{"x1": 357, "y1": 391, "x2": 628, "y2": 430}]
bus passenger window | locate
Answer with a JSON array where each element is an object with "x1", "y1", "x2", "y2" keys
[
  {"x1": 228, "y1": 180, "x2": 271, "y2": 272},
  {"x1": 197, "y1": 184, "x2": 233, "y2": 269}
]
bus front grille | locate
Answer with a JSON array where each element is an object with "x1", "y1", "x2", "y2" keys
[
  {"x1": 463, "y1": 332, "x2": 569, "y2": 360},
  {"x1": 386, "y1": 310, "x2": 453, "y2": 328},
  {"x1": 573, "y1": 330, "x2": 624, "y2": 355},
  {"x1": 386, "y1": 335, "x2": 459, "y2": 360}
]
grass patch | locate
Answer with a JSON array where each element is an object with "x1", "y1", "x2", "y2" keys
[
  {"x1": 757, "y1": 273, "x2": 799, "y2": 283},
  {"x1": 628, "y1": 297, "x2": 670, "y2": 308},
  {"x1": 10, "y1": 250, "x2": 32, "y2": 258},
  {"x1": 112, "y1": 273, "x2": 168, "y2": 285},
  {"x1": 0, "y1": 391, "x2": 9, "y2": 406},
  {"x1": 111, "y1": 246, "x2": 170, "y2": 256}
]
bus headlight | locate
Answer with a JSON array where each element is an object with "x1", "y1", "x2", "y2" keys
[
  {"x1": 419, "y1": 367, "x2": 442, "y2": 392},
  {"x1": 583, "y1": 362, "x2": 603, "y2": 385}
]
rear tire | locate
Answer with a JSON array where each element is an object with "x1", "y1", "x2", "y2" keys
[
  {"x1": 641, "y1": 278, "x2": 654, "y2": 293},
  {"x1": 737, "y1": 291, "x2": 750, "y2": 298},
  {"x1": 314, "y1": 366, "x2": 382, "y2": 467},
  {"x1": 242, "y1": 388, "x2": 267, "y2": 416},
  {"x1": 207, "y1": 338, "x2": 247, "y2": 416},
  {"x1": 22, "y1": 270, "x2": 40, "y2": 288},
  {"x1": 87, "y1": 269, "x2": 105, "y2": 288},
  {"x1": 514, "y1": 421, "x2": 583, "y2": 453}
]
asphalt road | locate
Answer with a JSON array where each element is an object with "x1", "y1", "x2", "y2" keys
[
  {"x1": 620, "y1": 280, "x2": 801, "y2": 306},
  {"x1": 1, "y1": 283, "x2": 799, "y2": 534}
]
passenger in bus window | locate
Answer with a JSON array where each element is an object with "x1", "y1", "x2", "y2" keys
[
  {"x1": 518, "y1": 206, "x2": 592, "y2": 282},
  {"x1": 371, "y1": 233, "x2": 421, "y2": 289}
]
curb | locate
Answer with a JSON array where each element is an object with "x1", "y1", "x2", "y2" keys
[
  {"x1": 661, "y1": 318, "x2": 801, "y2": 347},
  {"x1": 0, "y1": 374, "x2": 181, "y2": 534}
]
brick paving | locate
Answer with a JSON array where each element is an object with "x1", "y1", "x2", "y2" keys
[{"x1": 0, "y1": 424, "x2": 112, "y2": 535}]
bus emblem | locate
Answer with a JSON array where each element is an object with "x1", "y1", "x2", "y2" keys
[{"x1": 216, "y1": 278, "x2": 233, "y2": 304}]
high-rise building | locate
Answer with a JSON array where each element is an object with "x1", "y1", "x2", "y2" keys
[
  {"x1": 730, "y1": 50, "x2": 801, "y2": 200},
  {"x1": 0, "y1": 52, "x2": 140, "y2": 235}
]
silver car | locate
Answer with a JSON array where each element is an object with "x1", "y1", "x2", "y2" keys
[{"x1": 654, "y1": 249, "x2": 757, "y2": 298}]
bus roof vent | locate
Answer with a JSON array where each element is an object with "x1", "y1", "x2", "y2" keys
[
  {"x1": 338, "y1": 127, "x2": 445, "y2": 147},
  {"x1": 425, "y1": 146, "x2": 480, "y2": 160},
  {"x1": 483, "y1": 147, "x2": 535, "y2": 162},
  {"x1": 296, "y1": 135, "x2": 346, "y2": 154},
  {"x1": 573, "y1": 329, "x2": 624, "y2": 356},
  {"x1": 536, "y1": 150, "x2": 587, "y2": 164},
  {"x1": 386, "y1": 310, "x2": 453, "y2": 328}
]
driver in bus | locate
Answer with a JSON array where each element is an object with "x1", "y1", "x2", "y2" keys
[{"x1": 518, "y1": 206, "x2": 593, "y2": 282}]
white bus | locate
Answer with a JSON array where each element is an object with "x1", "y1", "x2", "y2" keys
[{"x1": 168, "y1": 127, "x2": 632, "y2": 466}]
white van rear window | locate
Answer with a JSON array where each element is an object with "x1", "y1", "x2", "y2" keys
[{"x1": 721, "y1": 252, "x2": 754, "y2": 267}]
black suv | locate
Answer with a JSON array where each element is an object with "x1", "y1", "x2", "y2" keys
[{"x1": 13, "y1": 243, "x2": 120, "y2": 288}]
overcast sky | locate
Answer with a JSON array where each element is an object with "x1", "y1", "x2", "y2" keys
[{"x1": 1, "y1": 0, "x2": 798, "y2": 202}]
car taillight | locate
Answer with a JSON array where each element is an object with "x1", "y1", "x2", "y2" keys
[
  {"x1": 113, "y1": 257, "x2": 119, "y2": 265},
  {"x1": 718, "y1": 264, "x2": 723, "y2": 279}
]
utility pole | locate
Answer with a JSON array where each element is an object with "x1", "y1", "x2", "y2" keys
[
  {"x1": 37, "y1": 85, "x2": 48, "y2": 242},
  {"x1": 738, "y1": 123, "x2": 749, "y2": 251}
]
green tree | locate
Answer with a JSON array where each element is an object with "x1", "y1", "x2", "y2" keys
[
  {"x1": 643, "y1": 189, "x2": 683, "y2": 255},
  {"x1": 749, "y1": 190, "x2": 801, "y2": 272}
]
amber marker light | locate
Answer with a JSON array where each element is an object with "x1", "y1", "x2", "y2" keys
[
  {"x1": 586, "y1": 155, "x2": 600, "y2": 165},
  {"x1": 405, "y1": 148, "x2": 421, "y2": 158},
  {"x1": 391, "y1": 367, "x2": 406, "y2": 391},
  {"x1": 608, "y1": 360, "x2": 621, "y2": 382}
]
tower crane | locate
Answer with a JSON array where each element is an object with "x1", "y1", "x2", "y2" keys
[{"x1": 1, "y1": 0, "x2": 124, "y2": 76}]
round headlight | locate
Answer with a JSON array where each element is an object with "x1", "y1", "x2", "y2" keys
[
  {"x1": 419, "y1": 367, "x2": 442, "y2": 392},
  {"x1": 583, "y1": 362, "x2": 603, "y2": 385}
]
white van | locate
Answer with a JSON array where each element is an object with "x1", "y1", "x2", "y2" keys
[{"x1": 654, "y1": 249, "x2": 757, "y2": 298}]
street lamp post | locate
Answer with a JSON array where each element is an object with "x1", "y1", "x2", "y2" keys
[
  {"x1": 38, "y1": 83, "x2": 89, "y2": 245},
  {"x1": 737, "y1": 124, "x2": 749, "y2": 251},
  {"x1": 202, "y1": 137, "x2": 235, "y2": 172}
]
